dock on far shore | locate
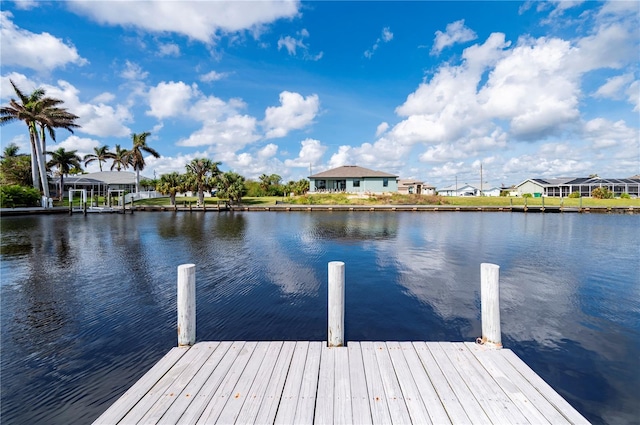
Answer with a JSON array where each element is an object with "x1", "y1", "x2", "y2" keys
[{"x1": 93, "y1": 263, "x2": 590, "y2": 425}]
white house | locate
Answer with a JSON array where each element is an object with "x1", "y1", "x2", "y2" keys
[
  {"x1": 516, "y1": 177, "x2": 640, "y2": 197},
  {"x1": 438, "y1": 182, "x2": 501, "y2": 197}
]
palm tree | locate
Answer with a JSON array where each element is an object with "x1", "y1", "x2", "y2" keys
[
  {"x1": 216, "y1": 171, "x2": 246, "y2": 205},
  {"x1": 156, "y1": 172, "x2": 185, "y2": 206},
  {"x1": 47, "y1": 147, "x2": 82, "y2": 200},
  {"x1": 84, "y1": 145, "x2": 111, "y2": 172},
  {"x1": 259, "y1": 173, "x2": 270, "y2": 194},
  {"x1": 0, "y1": 80, "x2": 80, "y2": 199},
  {"x1": 109, "y1": 144, "x2": 132, "y2": 171},
  {"x1": 2, "y1": 143, "x2": 20, "y2": 158},
  {"x1": 185, "y1": 158, "x2": 221, "y2": 206},
  {"x1": 37, "y1": 105, "x2": 80, "y2": 157},
  {"x1": 128, "y1": 132, "x2": 160, "y2": 193},
  {"x1": 0, "y1": 143, "x2": 31, "y2": 186}
]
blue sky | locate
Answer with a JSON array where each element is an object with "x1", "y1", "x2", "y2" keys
[{"x1": 1, "y1": 0, "x2": 638, "y2": 188}]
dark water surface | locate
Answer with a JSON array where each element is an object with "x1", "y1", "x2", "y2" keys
[{"x1": 1, "y1": 212, "x2": 638, "y2": 424}]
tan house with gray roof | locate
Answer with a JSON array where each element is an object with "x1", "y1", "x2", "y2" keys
[{"x1": 308, "y1": 165, "x2": 398, "y2": 193}]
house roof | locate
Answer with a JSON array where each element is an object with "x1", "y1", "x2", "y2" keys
[
  {"x1": 438, "y1": 182, "x2": 499, "y2": 191},
  {"x1": 309, "y1": 165, "x2": 397, "y2": 179},
  {"x1": 519, "y1": 177, "x2": 640, "y2": 187},
  {"x1": 61, "y1": 171, "x2": 138, "y2": 185},
  {"x1": 398, "y1": 179, "x2": 436, "y2": 189}
]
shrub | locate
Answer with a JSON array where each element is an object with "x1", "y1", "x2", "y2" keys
[
  {"x1": 591, "y1": 187, "x2": 613, "y2": 199},
  {"x1": 0, "y1": 185, "x2": 41, "y2": 208},
  {"x1": 522, "y1": 193, "x2": 532, "y2": 198},
  {"x1": 568, "y1": 191, "x2": 581, "y2": 198},
  {"x1": 620, "y1": 193, "x2": 631, "y2": 199}
]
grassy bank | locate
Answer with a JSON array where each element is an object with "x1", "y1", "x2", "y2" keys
[{"x1": 131, "y1": 194, "x2": 640, "y2": 208}]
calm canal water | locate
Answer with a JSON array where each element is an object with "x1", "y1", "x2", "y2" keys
[{"x1": 1, "y1": 211, "x2": 638, "y2": 424}]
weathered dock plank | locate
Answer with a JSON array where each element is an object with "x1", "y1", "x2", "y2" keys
[
  {"x1": 347, "y1": 343, "x2": 373, "y2": 425},
  {"x1": 94, "y1": 341, "x2": 590, "y2": 425}
]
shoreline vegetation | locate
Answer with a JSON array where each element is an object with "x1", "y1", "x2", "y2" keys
[{"x1": 133, "y1": 193, "x2": 639, "y2": 208}]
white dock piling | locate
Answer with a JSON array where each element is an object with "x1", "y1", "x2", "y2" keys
[
  {"x1": 328, "y1": 261, "x2": 345, "y2": 347},
  {"x1": 177, "y1": 264, "x2": 196, "y2": 346},
  {"x1": 480, "y1": 263, "x2": 502, "y2": 348}
]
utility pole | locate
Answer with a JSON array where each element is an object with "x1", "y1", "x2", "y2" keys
[{"x1": 480, "y1": 163, "x2": 483, "y2": 196}]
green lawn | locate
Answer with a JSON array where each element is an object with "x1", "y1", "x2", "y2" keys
[
  {"x1": 281, "y1": 193, "x2": 640, "y2": 207},
  {"x1": 65, "y1": 194, "x2": 639, "y2": 208},
  {"x1": 133, "y1": 196, "x2": 281, "y2": 206}
]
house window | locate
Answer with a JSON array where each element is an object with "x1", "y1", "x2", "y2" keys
[
  {"x1": 383, "y1": 178, "x2": 388, "y2": 187},
  {"x1": 353, "y1": 180, "x2": 360, "y2": 187}
]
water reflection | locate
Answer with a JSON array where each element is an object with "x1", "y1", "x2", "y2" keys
[
  {"x1": 0, "y1": 212, "x2": 638, "y2": 424},
  {"x1": 309, "y1": 212, "x2": 398, "y2": 241}
]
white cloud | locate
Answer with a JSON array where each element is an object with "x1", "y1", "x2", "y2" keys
[
  {"x1": 257, "y1": 143, "x2": 278, "y2": 159},
  {"x1": 364, "y1": 26, "x2": 394, "y2": 59},
  {"x1": 177, "y1": 114, "x2": 260, "y2": 150},
  {"x1": 583, "y1": 118, "x2": 638, "y2": 156},
  {"x1": 12, "y1": 0, "x2": 38, "y2": 10},
  {"x1": 573, "y1": 23, "x2": 638, "y2": 72},
  {"x1": 157, "y1": 42, "x2": 180, "y2": 57},
  {"x1": 199, "y1": 70, "x2": 228, "y2": 83},
  {"x1": 593, "y1": 73, "x2": 634, "y2": 100},
  {"x1": 67, "y1": 1, "x2": 301, "y2": 44},
  {"x1": 431, "y1": 19, "x2": 477, "y2": 56},
  {"x1": 627, "y1": 81, "x2": 639, "y2": 112},
  {"x1": 263, "y1": 91, "x2": 319, "y2": 139},
  {"x1": 146, "y1": 81, "x2": 197, "y2": 119},
  {"x1": 278, "y1": 35, "x2": 304, "y2": 55},
  {"x1": 277, "y1": 29, "x2": 323, "y2": 60},
  {"x1": 47, "y1": 135, "x2": 100, "y2": 161},
  {"x1": 143, "y1": 151, "x2": 208, "y2": 176},
  {"x1": 479, "y1": 36, "x2": 581, "y2": 140},
  {"x1": 0, "y1": 11, "x2": 87, "y2": 70},
  {"x1": 426, "y1": 162, "x2": 466, "y2": 180},
  {"x1": 543, "y1": 0, "x2": 586, "y2": 21},
  {"x1": 121, "y1": 60, "x2": 148, "y2": 80},
  {"x1": 91, "y1": 92, "x2": 115, "y2": 104},
  {"x1": 327, "y1": 146, "x2": 353, "y2": 170},
  {"x1": 376, "y1": 122, "x2": 389, "y2": 137},
  {"x1": 284, "y1": 138, "x2": 327, "y2": 167},
  {"x1": 503, "y1": 154, "x2": 591, "y2": 177},
  {"x1": 15, "y1": 77, "x2": 132, "y2": 138}
]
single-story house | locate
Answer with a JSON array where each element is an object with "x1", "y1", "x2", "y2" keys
[
  {"x1": 516, "y1": 177, "x2": 640, "y2": 197},
  {"x1": 308, "y1": 165, "x2": 398, "y2": 194},
  {"x1": 52, "y1": 171, "x2": 139, "y2": 198},
  {"x1": 397, "y1": 180, "x2": 436, "y2": 195},
  {"x1": 438, "y1": 182, "x2": 501, "y2": 197}
]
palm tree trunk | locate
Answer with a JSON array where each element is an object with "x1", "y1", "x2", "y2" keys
[
  {"x1": 29, "y1": 131, "x2": 40, "y2": 192},
  {"x1": 136, "y1": 169, "x2": 140, "y2": 193},
  {"x1": 59, "y1": 174, "x2": 64, "y2": 201},
  {"x1": 31, "y1": 126, "x2": 50, "y2": 199}
]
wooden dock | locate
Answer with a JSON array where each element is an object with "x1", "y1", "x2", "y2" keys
[
  {"x1": 93, "y1": 340, "x2": 589, "y2": 424},
  {"x1": 93, "y1": 263, "x2": 589, "y2": 424}
]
